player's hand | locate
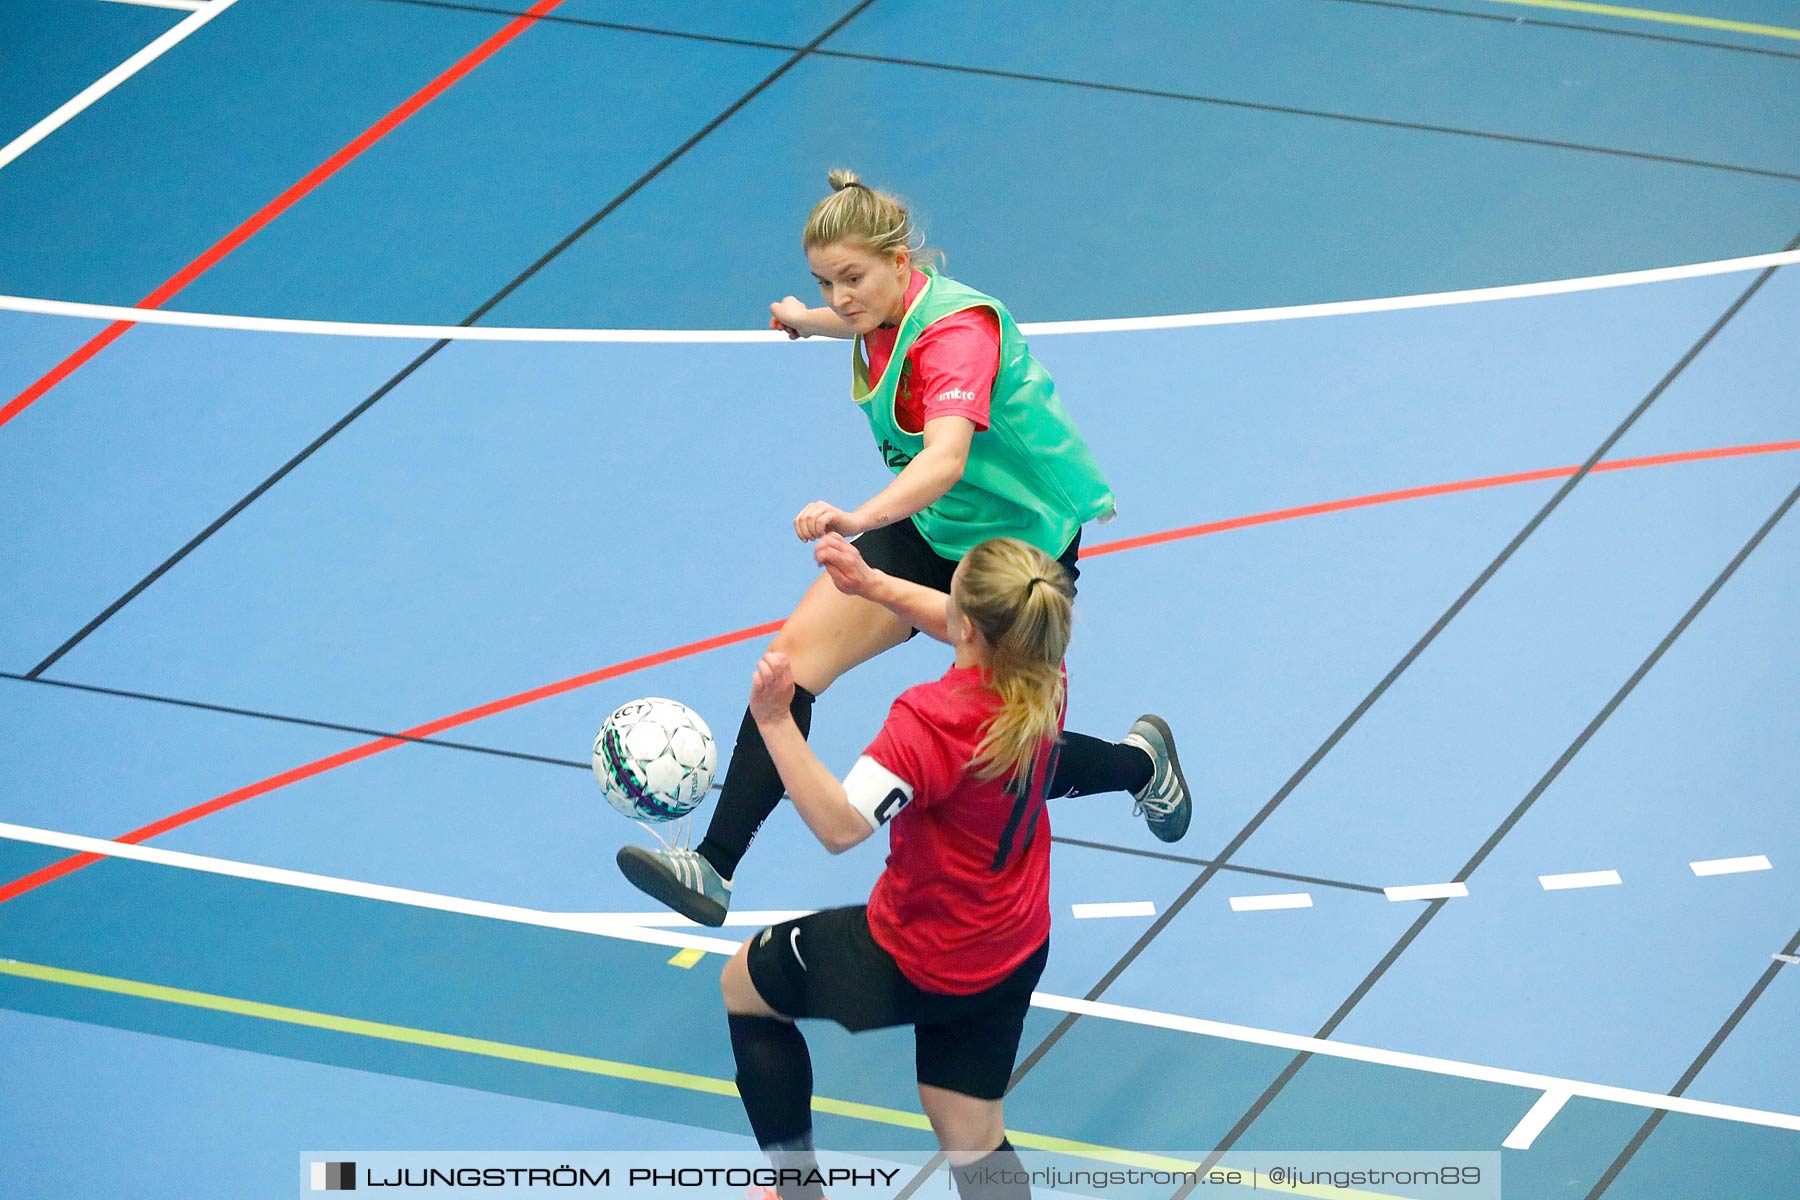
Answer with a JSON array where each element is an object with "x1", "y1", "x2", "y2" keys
[
  {"x1": 794, "y1": 501, "x2": 863, "y2": 542},
  {"x1": 749, "y1": 652, "x2": 796, "y2": 725},
  {"x1": 815, "y1": 532, "x2": 880, "y2": 599},
  {"x1": 769, "y1": 296, "x2": 809, "y2": 339}
]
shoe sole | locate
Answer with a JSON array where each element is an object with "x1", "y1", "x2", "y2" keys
[
  {"x1": 616, "y1": 845, "x2": 729, "y2": 927},
  {"x1": 1135, "y1": 713, "x2": 1191, "y2": 843}
]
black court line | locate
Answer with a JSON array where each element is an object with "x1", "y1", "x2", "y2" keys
[
  {"x1": 1182, "y1": 475, "x2": 1800, "y2": 1193},
  {"x1": 24, "y1": 0, "x2": 877, "y2": 680},
  {"x1": 1586, "y1": 925, "x2": 1800, "y2": 1199},
  {"x1": 0, "y1": 668, "x2": 1384, "y2": 889},
  {"x1": 1322, "y1": 0, "x2": 1800, "y2": 63},
  {"x1": 890, "y1": 238, "x2": 1800, "y2": 1200},
  {"x1": 367, "y1": 0, "x2": 1800, "y2": 184},
  {"x1": 0, "y1": 672, "x2": 589, "y2": 770},
  {"x1": 1011, "y1": 247, "x2": 1795, "y2": 1072},
  {"x1": 1049, "y1": 834, "x2": 1387, "y2": 896},
  {"x1": 368, "y1": 0, "x2": 811, "y2": 53}
]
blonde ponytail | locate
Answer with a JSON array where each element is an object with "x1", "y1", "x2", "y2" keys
[
  {"x1": 953, "y1": 538, "x2": 1074, "y2": 781},
  {"x1": 802, "y1": 168, "x2": 944, "y2": 270}
]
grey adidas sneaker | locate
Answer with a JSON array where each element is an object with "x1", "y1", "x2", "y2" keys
[
  {"x1": 1121, "y1": 714, "x2": 1191, "y2": 843},
  {"x1": 616, "y1": 845, "x2": 733, "y2": 926}
]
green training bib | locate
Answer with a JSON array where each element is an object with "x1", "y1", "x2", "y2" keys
[{"x1": 853, "y1": 269, "x2": 1115, "y2": 560}]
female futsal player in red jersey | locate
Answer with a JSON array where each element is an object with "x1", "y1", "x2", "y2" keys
[
  {"x1": 618, "y1": 171, "x2": 1191, "y2": 927},
  {"x1": 723, "y1": 533, "x2": 1080, "y2": 1200}
]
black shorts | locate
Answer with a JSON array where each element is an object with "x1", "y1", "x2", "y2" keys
[
  {"x1": 853, "y1": 519, "x2": 1081, "y2": 639},
  {"x1": 746, "y1": 905, "x2": 1049, "y2": 1101}
]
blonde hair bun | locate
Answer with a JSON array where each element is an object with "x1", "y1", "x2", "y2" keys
[{"x1": 803, "y1": 170, "x2": 943, "y2": 270}]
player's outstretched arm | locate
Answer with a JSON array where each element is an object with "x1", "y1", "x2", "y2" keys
[
  {"x1": 749, "y1": 652, "x2": 875, "y2": 854},
  {"x1": 854, "y1": 415, "x2": 973, "y2": 529},
  {"x1": 769, "y1": 295, "x2": 856, "y2": 339},
  {"x1": 793, "y1": 415, "x2": 972, "y2": 548},
  {"x1": 814, "y1": 533, "x2": 952, "y2": 644}
]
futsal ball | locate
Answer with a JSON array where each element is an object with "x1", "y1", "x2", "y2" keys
[{"x1": 592, "y1": 698, "x2": 717, "y2": 821}]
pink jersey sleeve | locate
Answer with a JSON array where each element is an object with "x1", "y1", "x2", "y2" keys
[
  {"x1": 905, "y1": 307, "x2": 999, "y2": 432},
  {"x1": 863, "y1": 690, "x2": 961, "y2": 812}
]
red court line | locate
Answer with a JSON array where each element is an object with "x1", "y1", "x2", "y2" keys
[
  {"x1": 0, "y1": 0, "x2": 565, "y2": 433},
  {"x1": 1, "y1": 437, "x2": 1793, "y2": 906},
  {"x1": 0, "y1": 619, "x2": 783, "y2": 904},
  {"x1": 1082, "y1": 439, "x2": 1800, "y2": 558}
]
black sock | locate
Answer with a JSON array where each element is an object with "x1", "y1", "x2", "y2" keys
[
  {"x1": 1050, "y1": 732, "x2": 1152, "y2": 798},
  {"x1": 950, "y1": 1138, "x2": 1027, "y2": 1200},
  {"x1": 728, "y1": 1014, "x2": 822, "y2": 1200},
  {"x1": 698, "y1": 684, "x2": 815, "y2": 880}
]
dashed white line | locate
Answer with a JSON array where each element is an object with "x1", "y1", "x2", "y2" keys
[
  {"x1": 1384, "y1": 882, "x2": 1470, "y2": 902},
  {"x1": 1690, "y1": 855, "x2": 1772, "y2": 877},
  {"x1": 1774, "y1": 954, "x2": 1800, "y2": 966},
  {"x1": 1072, "y1": 901, "x2": 1157, "y2": 919},
  {"x1": 3, "y1": 821, "x2": 1796, "y2": 1137},
  {"x1": 1503, "y1": 1089, "x2": 1572, "y2": 1150},
  {"x1": 1539, "y1": 870, "x2": 1623, "y2": 892},
  {"x1": 1229, "y1": 892, "x2": 1313, "y2": 912}
]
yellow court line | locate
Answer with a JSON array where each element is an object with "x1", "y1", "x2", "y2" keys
[
  {"x1": 0, "y1": 958, "x2": 1409, "y2": 1200},
  {"x1": 1480, "y1": 0, "x2": 1800, "y2": 41}
]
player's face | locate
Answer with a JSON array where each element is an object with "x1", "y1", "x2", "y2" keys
[{"x1": 808, "y1": 241, "x2": 911, "y2": 335}]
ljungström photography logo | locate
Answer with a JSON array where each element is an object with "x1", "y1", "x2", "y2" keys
[{"x1": 310, "y1": 1161, "x2": 356, "y2": 1191}]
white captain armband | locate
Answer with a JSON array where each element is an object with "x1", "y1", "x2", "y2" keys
[{"x1": 844, "y1": 755, "x2": 915, "y2": 829}]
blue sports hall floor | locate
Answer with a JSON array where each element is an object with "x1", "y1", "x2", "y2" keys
[{"x1": 2, "y1": 2, "x2": 1796, "y2": 1198}]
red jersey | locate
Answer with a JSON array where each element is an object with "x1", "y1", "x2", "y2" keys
[
  {"x1": 861, "y1": 665, "x2": 1060, "y2": 995},
  {"x1": 864, "y1": 270, "x2": 999, "y2": 436}
]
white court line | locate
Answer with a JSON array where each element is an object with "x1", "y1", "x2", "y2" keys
[
  {"x1": 1072, "y1": 901, "x2": 1157, "y2": 919},
  {"x1": 3, "y1": 821, "x2": 1797, "y2": 1135},
  {"x1": 1384, "y1": 882, "x2": 1469, "y2": 902},
  {"x1": 0, "y1": 0, "x2": 240, "y2": 172},
  {"x1": 1030, "y1": 994, "x2": 1800, "y2": 1135},
  {"x1": 100, "y1": 0, "x2": 208, "y2": 13},
  {"x1": 0, "y1": 821, "x2": 739, "y2": 956},
  {"x1": 1540, "y1": 869, "x2": 1623, "y2": 891},
  {"x1": 1229, "y1": 892, "x2": 1313, "y2": 912},
  {"x1": 1503, "y1": 1089, "x2": 1571, "y2": 1150},
  {"x1": 1690, "y1": 855, "x2": 1772, "y2": 877},
  {"x1": 1, "y1": 250, "x2": 1797, "y2": 342},
  {"x1": 591, "y1": 909, "x2": 813, "y2": 928}
]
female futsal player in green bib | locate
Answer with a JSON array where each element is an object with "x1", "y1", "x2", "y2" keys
[{"x1": 618, "y1": 171, "x2": 1191, "y2": 925}]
